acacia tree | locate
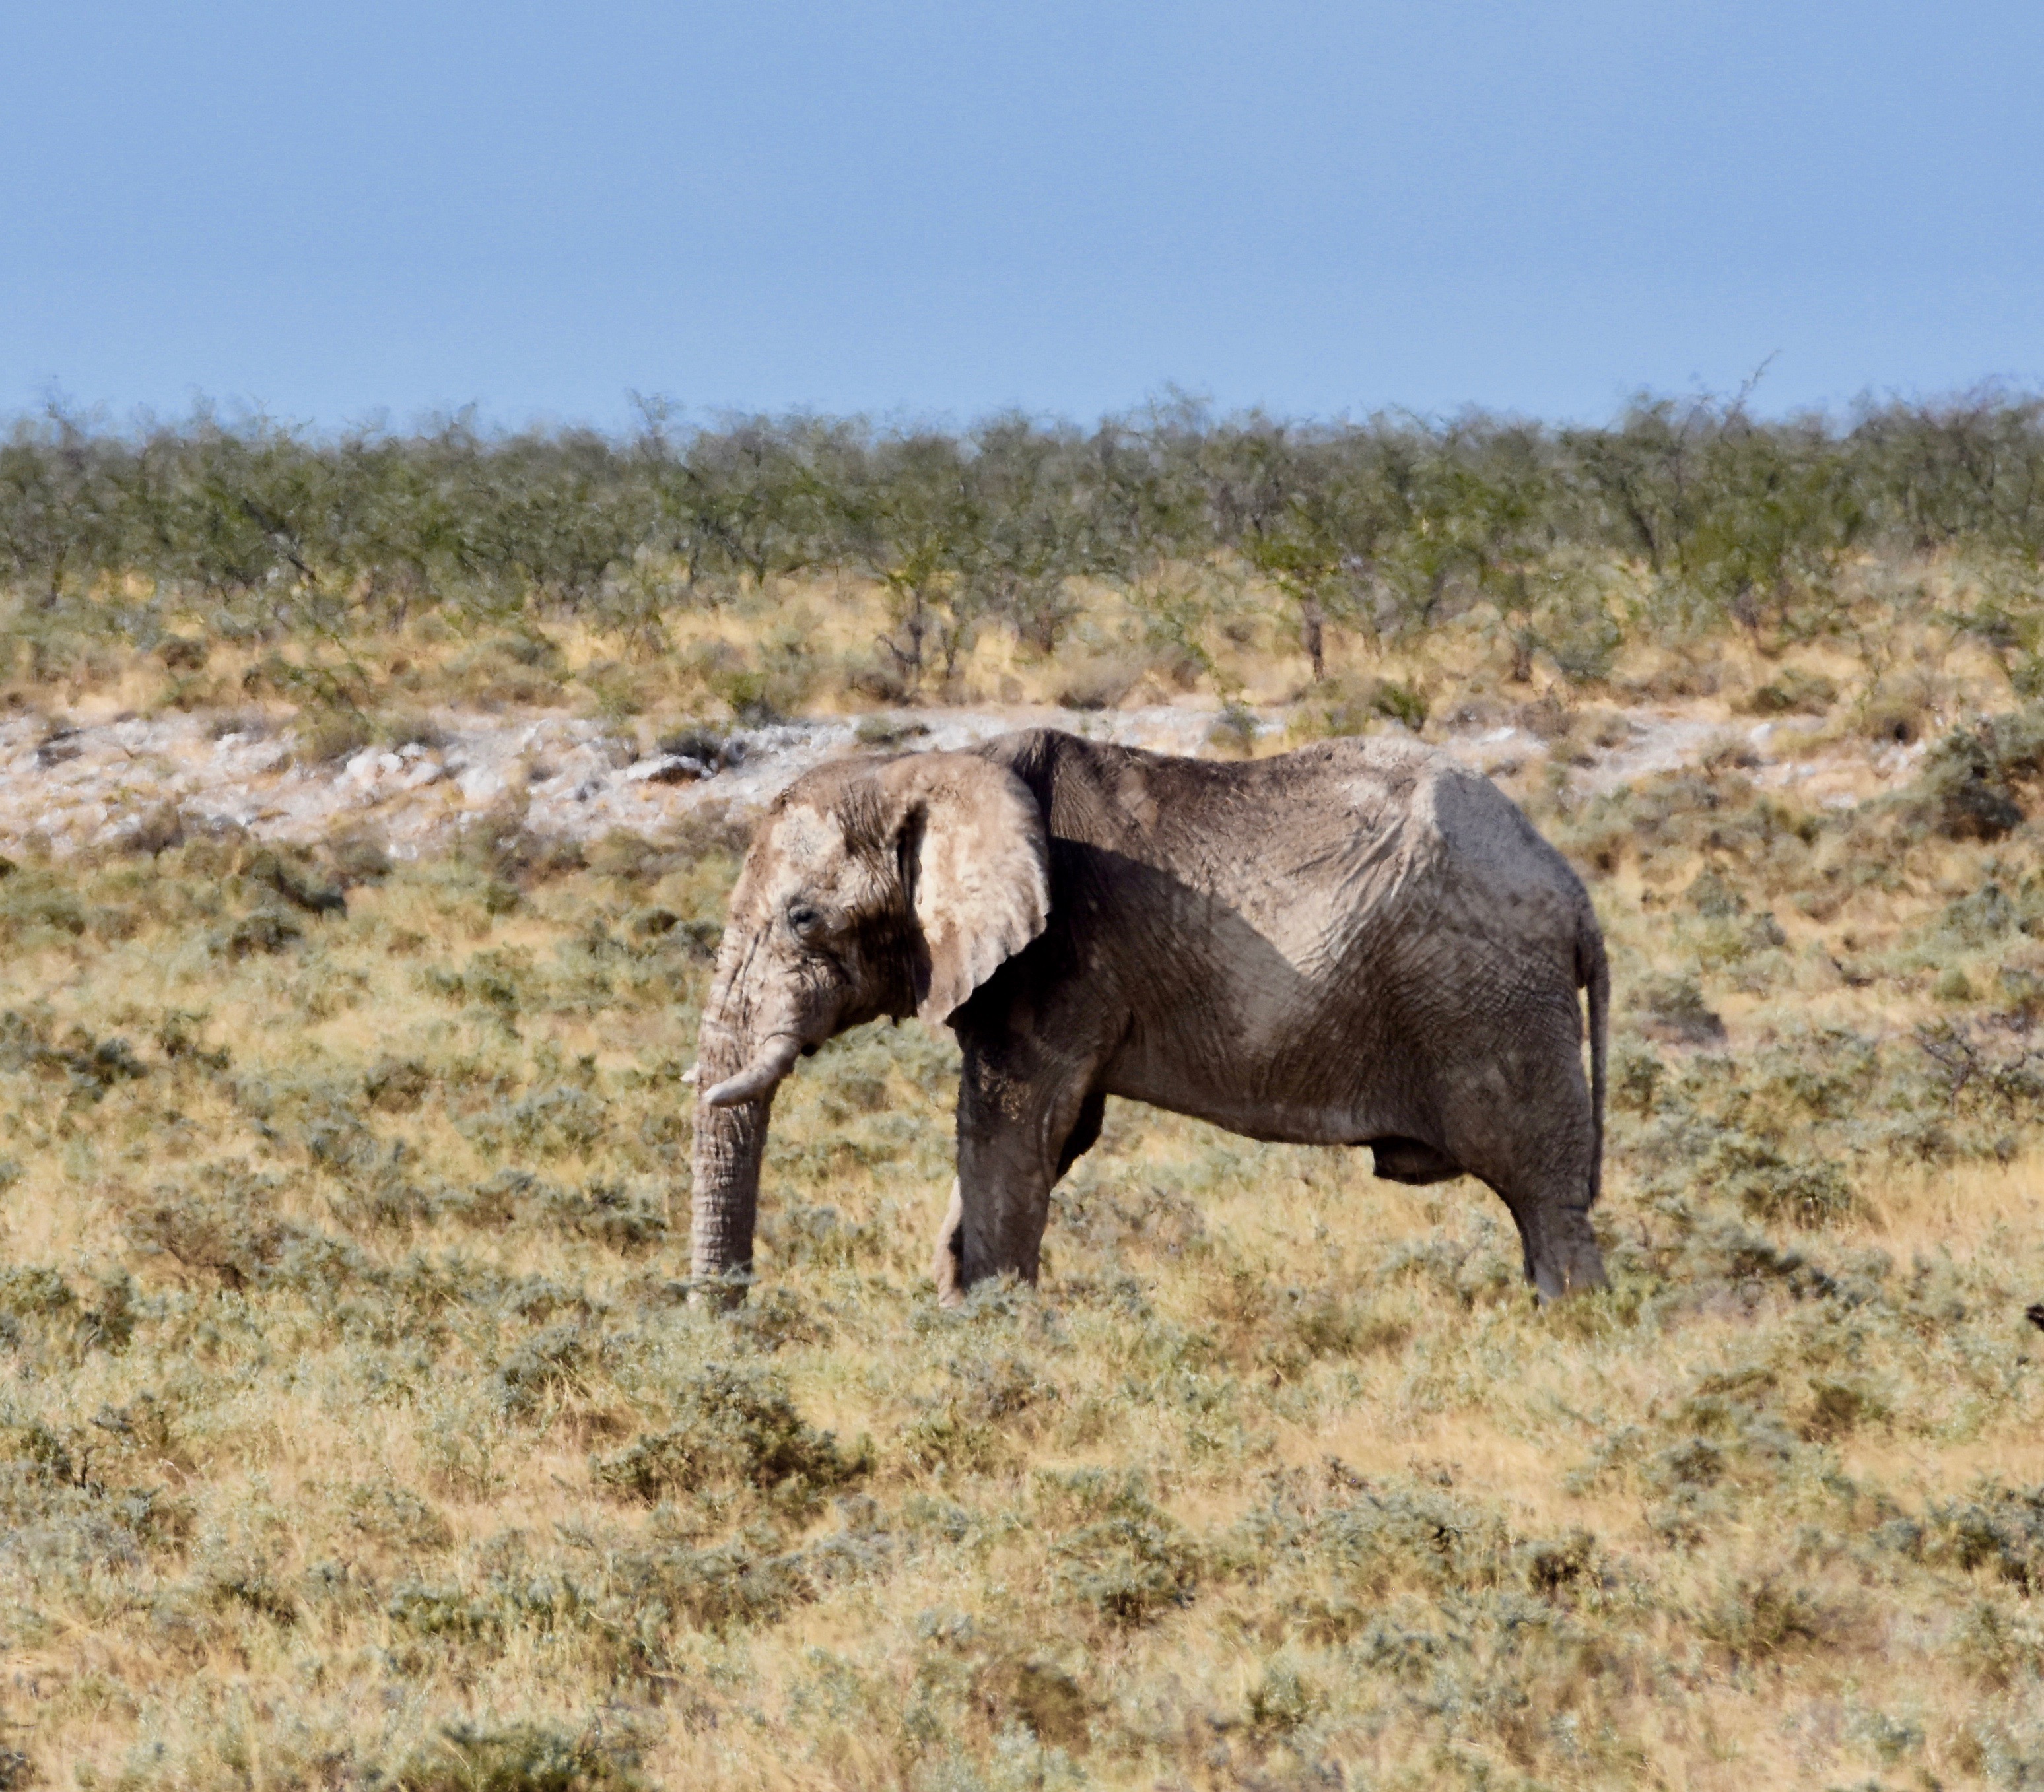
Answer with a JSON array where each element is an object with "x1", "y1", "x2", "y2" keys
[
  {"x1": 683, "y1": 415, "x2": 840, "y2": 593},
  {"x1": 0, "y1": 406, "x2": 122, "y2": 603},
  {"x1": 836, "y1": 432, "x2": 984, "y2": 694},
  {"x1": 959, "y1": 416, "x2": 1100, "y2": 656},
  {"x1": 1236, "y1": 472, "x2": 1348, "y2": 679}
]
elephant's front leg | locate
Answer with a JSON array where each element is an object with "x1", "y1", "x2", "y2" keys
[{"x1": 945, "y1": 1038, "x2": 1099, "y2": 1301}]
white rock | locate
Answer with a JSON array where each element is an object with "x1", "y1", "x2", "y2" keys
[
  {"x1": 457, "y1": 765, "x2": 505, "y2": 804},
  {"x1": 623, "y1": 754, "x2": 700, "y2": 784}
]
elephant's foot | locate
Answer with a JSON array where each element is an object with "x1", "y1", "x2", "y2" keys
[
  {"x1": 932, "y1": 1179, "x2": 965, "y2": 1309},
  {"x1": 1528, "y1": 1211, "x2": 1608, "y2": 1302},
  {"x1": 688, "y1": 1267, "x2": 754, "y2": 1313}
]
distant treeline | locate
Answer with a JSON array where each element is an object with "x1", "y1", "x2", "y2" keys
[{"x1": 6, "y1": 391, "x2": 2044, "y2": 665}]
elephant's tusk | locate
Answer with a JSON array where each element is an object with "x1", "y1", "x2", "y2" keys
[
  {"x1": 702, "y1": 1034, "x2": 802, "y2": 1107},
  {"x1": 680, "y1": 1063, "x2": 699, "y2": 1086}
]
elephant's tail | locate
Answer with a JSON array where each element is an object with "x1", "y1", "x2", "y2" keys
[{"x1": 1577, "y1": 908, "x2": 1609, "y2": 1208}]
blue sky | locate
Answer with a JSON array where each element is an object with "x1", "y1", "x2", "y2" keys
[{"x1": 5, "y1": 1, "x2": 2039, "y2": 428}]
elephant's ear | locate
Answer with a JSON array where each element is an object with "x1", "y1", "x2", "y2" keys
[{"x1": 882, "y1": 754, "x2": 1050, "y2": 1025}]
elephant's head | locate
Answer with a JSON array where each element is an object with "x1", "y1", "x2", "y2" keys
[{"x1": 688, "y1": 750, "x2": 1049, "y2": 1298}]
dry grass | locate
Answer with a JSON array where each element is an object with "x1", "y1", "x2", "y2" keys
[
  {"x1": 1, "y1": 626, "x2": 2044, "y2": 1787},
  {"x1": 0, "y1": 550, "x2": 2026, "y2": 742}
]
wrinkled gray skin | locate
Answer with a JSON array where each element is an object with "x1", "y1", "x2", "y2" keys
[{"x1": 691, "y1": 728, "x2": 1608, "y2": 1307}]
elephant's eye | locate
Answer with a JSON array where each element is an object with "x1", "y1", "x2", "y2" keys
[{"x1": 785, "y1": 900, "x2": 823, "y2": 937}]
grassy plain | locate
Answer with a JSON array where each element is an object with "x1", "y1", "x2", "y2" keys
[{"x1": 2, "y1": 576, "x2": 2044, "y2": 1789}]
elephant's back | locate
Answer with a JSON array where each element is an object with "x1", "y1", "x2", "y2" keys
[
  {"x1": 1258, "y1": 735, "x2": 1583, "y2": 893},
  {"x1": 1144, "y1": 737, "x2": 1592, "y2": 1037},
  {"x1": 978, "y1": 725, "x2": 1586, "y2": 958}
]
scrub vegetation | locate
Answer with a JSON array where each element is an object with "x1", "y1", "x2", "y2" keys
[
  {"x1": 2, "y1": 393, "x2": 2044, "y2": 1786},
  {"x1": 7, "y1": 386, "x2": 2044, "y2": 724}
]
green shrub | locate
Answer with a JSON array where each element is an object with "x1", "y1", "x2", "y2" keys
[
  {"x1": 1910, "y1": 708, "x2": 2044, "y2": 841},
  {"x1": 395, "y1": 1718, "x2": 646, "y2": 1791},
  {"x1": 1636, "y1": 975, "x2": 1726, "y2": 1045},
  {"x1": 489, "y1": 1323, "x2": 601, "y2": 1422},
  {"x1": 610, "y1": 1535, "x2": 817, "y2": 1632},
  {"x1": 592, "y1": 1366, "x2": 864, "y2": 1502},
  {"x1": 224, "y1": 908, "x2": 302, "y2": 958},
  {"x1": 1707, "y1": 1130, "x2": 1860, "y2": 1229},
  {"x1": 1206, "y1": 699, "x2": 1260, "y2": 756},
  {"x1": 244, "y1": 847, "x2": 346, "y2": 915},
  {"x1": 1297, "y1": 673, "x2": 1428, "y2": 737},
  {"x1": 1744, "y1": 667, "x2": 1839, "y2": 715},
  {"x1": 292, "y1": 708, "x2": 372, "y2": 766},
  {"x1": 1051, "y1": 1507, "x2": 1199, "y2": 1626},
  {"x1": 345, "y1": 1482, "x2": 455, "y2": 1553},
  {"x1": 1697, "y1": 1575, "x2": 1840, "y2": 1663},
  {"x1": 1929, "y1": 1483, "x2": 2044, "y2": 1592}
]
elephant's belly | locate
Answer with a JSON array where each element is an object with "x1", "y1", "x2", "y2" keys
[
  {"x1": 1097, "y1": 946, "x2": 1432, "y2": 1147},
  {"x1": 1101, "y1": 1053, "x2": 1408, "y2": 1150}
]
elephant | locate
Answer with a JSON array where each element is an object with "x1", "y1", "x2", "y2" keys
[{"x1": 689, "y1": 727, "x2": 1610, "y2": 1306}]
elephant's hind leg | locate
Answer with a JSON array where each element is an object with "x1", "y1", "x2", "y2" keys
[
  {"x1": 1499, "y1": 1172, "x2": 1607, "y2": 1301},
  {"x1": 1439, "y1": 1050, "x2": 1606, "y2": 1301}
]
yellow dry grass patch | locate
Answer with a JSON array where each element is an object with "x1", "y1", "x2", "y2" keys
[
  {"x1": 11, "y1": 550, "x2": 2030, "y2": 758},
  {"x1": 1, "y1": 627, "x2": 2043, "y2": 1784}
]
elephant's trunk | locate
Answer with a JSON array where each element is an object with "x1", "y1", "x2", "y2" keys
[
  {"x1": 689, "y1": 1084, "x2": 770, "y2": 1303},
  {"x1": 687, "y1": 1005, "x2": 790, "y2": 1304}
]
